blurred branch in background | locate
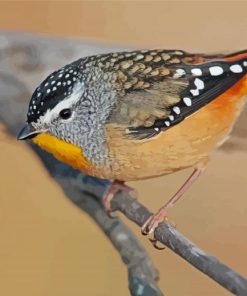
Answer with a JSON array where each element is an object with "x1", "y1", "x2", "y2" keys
[
  {"x1": 0, "y1": 32, "x2": 247, "y2": 296},
  {"x1": 35, "y1": 150, "x2": 163, "y2": 296}
]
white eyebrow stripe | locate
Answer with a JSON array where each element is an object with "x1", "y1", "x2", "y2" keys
[{"x1": 35, "y1": 83, "x2": 83, "y2": 125}]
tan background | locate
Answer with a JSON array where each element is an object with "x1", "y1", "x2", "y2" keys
[{"x1": 0, "y1": 1, "x2": 247, "y2": 295}]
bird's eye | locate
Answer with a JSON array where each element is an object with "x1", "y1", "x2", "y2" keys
[{"x1": 59, "y1": 108, "x2": 72, "y2": 120}]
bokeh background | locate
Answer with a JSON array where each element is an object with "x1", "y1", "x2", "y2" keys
[{"x1": 0, "y1": 1, "x2": 247, "y2": 295}]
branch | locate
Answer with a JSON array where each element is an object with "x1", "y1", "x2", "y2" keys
[
  {"x1": 110, "y1": 192, "x2": 247, "y2": 296},
  {"x1": 30, "y1": 147, "x2": 247, "y2": 296},
  {"x1": 34, "y1": 148, "x2": 163, "y2": 296},
  {"x1": 37, "y1": 149, "x2": 247, "y2": 296}
]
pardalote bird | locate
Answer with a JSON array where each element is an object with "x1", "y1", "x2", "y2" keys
[{"x1": 17, "y1": 49, "x2": 247, "y2": 237}]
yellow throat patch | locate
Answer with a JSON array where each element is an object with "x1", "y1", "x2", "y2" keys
[{"x1": 33, "y1": 133, "x2": 92, "y2": 173}]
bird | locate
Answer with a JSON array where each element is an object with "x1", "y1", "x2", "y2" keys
[{"x1": 17, "y1": 48, "x2": 247, "y2": 239}]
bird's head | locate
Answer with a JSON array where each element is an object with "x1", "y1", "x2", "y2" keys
[{"x1": 17, "y1": 62, "x2": 100, "y2": 171}]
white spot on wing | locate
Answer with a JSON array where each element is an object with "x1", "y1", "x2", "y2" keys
[
  {"x1": 183, "y1": 97, "x2": 192, "y2": 106},
  {"x1": 191, "y1": 68, "x2": 202, "y2": 76},
  {"x1": 194, "y1": 78, "x2": 204, "y2": 90},
  {"x1": 174, "y1": 68, "x2": 186, "y2": 78},
  {"x1": 230, "y1": 64, "x2": 243, "y2": 73},
  {"x1": 190, "y1": 89, "x2": 199, "y2": 96},
  {"x1": 173, "y1": 106, "x2": 180, "y2": 114},
  {"x1": 190, "y1": 78, "x2": 204, "y2": 96},
  {"x1": 209, "y1": 66, "x2": 224, "y2": 76}
]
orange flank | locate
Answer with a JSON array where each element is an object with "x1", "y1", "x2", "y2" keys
[
  {"x1": 224, "y1": 50, "x2": 247, "y2": 62},
  {"x1": 203, "y1": 73, "x2": 247, "y2": 135},
  {"x1": 33, "y1": 133, "x2": 93, "y2": 174},
  {"x1": 212, "y1": 73, "x2": 247, "y2": 109}
]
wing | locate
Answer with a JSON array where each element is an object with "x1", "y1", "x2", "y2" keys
[{"x1": 104, "y1": 49, "x2": 247, "y2": 139}]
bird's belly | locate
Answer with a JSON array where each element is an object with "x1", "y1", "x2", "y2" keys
[{"x1": 105, "y1": 87, "x2": 247, "y2": 181}]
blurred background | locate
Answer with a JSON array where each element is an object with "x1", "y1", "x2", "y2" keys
[{"x1": 0, "y1": 1, "x2": 247, "y2": 295}]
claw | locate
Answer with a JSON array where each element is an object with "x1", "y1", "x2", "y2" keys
[
  {"x1": 141, "y1": 209, "x2": 174, "y2": 249},
  {"x1": 141, "y1": 208, "x2": 168, "y2": 236},
  {"x1": 149, "y1": 237, "x2": 166, "y2": 250},
  {"x1": 141, "y1": 215, "x2": 166, "y2": 250}
]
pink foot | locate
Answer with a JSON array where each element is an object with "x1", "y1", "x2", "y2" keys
[
  {"x1": 141, "y1": 208, "x2": 173, "y2": 250},
  {"x1": 141, "y1": 207, "x2": 169, "y2": 236},
  {"x1": 102, "y1": 181, "x2": 136, "y2": 216}
]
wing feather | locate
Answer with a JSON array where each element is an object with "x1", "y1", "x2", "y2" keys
[{"x1": 103, "y1": 50, "x2": 247, "y2": 139}]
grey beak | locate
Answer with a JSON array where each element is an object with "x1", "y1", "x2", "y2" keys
[{"x1": 17, "y1": 123, "x2": 41, "y2": 140}]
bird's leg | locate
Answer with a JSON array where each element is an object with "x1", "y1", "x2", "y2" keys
[
  {"x1": 102, "y1": 180, "x2": 136, "y2": 216},
  {"x1": 141, "y1": 161, "x2": 208, "y2": 236}
]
